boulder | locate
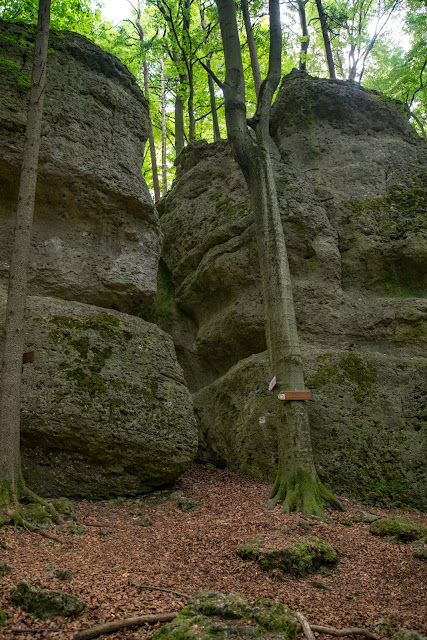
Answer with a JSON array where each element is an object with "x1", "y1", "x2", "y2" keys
[
  {"x1": 150, "y1": 73, "x2": 427, "y2": 509},
  {"x1": 0, "y1": 20, "x2": 161, "y2": 313},
  {"x1": 12, "y1": 580, "x2": 85, "y2": 620},
  {"x1": 195, "y1": 349, "x2": 427, "y2": 510},
  {"x1": 0, "y1": 290, "x2": 198, "y2": 498},
  {"x1": 153, "y1": 590, "x2": 297, "y2": 640}
]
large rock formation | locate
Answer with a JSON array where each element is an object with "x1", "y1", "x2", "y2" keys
[
  {"x1": 0, "y1": 20, "x2": 161, "y2": 313},
  {"x1": 0, "y1": 289, "x2": 197, "y2": 499},
  {"x1": 151, "y1": 72, "x2": 427, "y2": 509},
  {"x1": 0, "y1": 21, "x2": 197, "y2": 498}
]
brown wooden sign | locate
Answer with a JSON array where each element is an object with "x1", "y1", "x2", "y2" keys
[{"x1": 278, "y1": 390, "x2": 312, "y2": 401}]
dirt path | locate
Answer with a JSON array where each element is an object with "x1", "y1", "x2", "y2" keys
[{"x1": 0, "y1": 465, "x2": 426, "y2": 640}]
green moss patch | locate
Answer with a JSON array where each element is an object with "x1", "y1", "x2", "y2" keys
[
  {"x1": 0, "y1": 562, "x2": 11, "y2": 576},
  {"x1": 239, "y1": 537, "x2": 338, "y2": 578},
  {"x1": 0, "y1": 609, "x2": 6, "y2": 627},
  {"x1": 308, "y1": 352, "x2": 377, "y2": 403},
  {"x1": 153, "y1": 590, "x2": 297, "y2": 640},
  {"x1": 370, "y1": 517, "x2": 427, "y2": 542},
  {"x1": 12, "y1": 580, "x2": 85, "y2": 620},
  {"x1": 23, "y1": 503, "x2": 55, "y2": 529},
  {"x1": 412, "y1": 537, "x2": 427, "y2": 561},
  {"x1": 0, "y1": 57, "x2": 31, "y2": 87}
]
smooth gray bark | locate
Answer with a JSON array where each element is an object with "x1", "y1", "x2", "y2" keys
[
  {"x1": 0, "y1": 0, "x2": 51, "y2": 491},
  {"x1": 297, "y1": 0, "x2": 310, "y2": 72}
]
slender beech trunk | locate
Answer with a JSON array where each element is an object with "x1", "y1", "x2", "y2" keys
[
  {"x1": 215, "y1": 0, "x2": 342, "y2": 515},
  {"x1": 207, "y1": 60, "x2": 221, "y2": 141},
  {"x1": 188, "y1": 65, "x2": 195, "y2": 142},
  {"x1": 297, "y1": 0, "x2": 310, "y2": 73},
  {"x1": 161, "y1": 59, "x2": 168, "y2": 196},
  {"x1": 241, "y1": 0, "x2": 262, "y2": 97},
  {"x1": 0, "y1": 0, "x2": 51, "y2": 495},
  {"x1": 135, "y1": 4, "x2": 161, "y2": 202},
  {"x1": 315, "y1": 0, "x2": 336, "y2": 79}
]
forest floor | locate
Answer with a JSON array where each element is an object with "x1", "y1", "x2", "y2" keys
[{"x1": 0, "y1": 464, "x2": 426, "y2": 640}]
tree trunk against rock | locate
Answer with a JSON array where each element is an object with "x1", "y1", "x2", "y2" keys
[
  {"x1": 135, "y1": 4, "x2": 161, "y2": 202},
  {"x1": 297, "y1": 0, "x2": 310, "y2": 73},
  {"x1": 161, "y1": 59, "x2": 168, "y2": 196},
  {"x1": 215, "y1": 0, "x2": 342, "y2": 515},
  {"x1": 207, "y1": 60, "x2": 221, "y2": 141},
  {"x1": 315, "y1": 0, "x2": 336, "y2": 79},
  {"x1": 241, "y1": 0, "x2": 262, "y2": 98},
  {"x1": 0, "y1": 0, "x2": 52, "y2": 518}
]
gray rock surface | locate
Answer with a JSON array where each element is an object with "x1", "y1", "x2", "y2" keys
[
  {"x1": 0, "y1": 290, "x2": 198, "y2": 498},
  {"x1": 149, "y1": 72, "x2": 427, "y2": 509},
  {"x1": 0, "y1": 20, "x2": 161, "y2": 313}
]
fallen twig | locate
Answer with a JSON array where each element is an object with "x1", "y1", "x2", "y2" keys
[
  {"x1": 132, "y1": 584, "x2": 189, "y2": 599},
  {"x1": 309, "y1": 625, "x2": 379, "y2": 640},
  {"x1": 73, "y1": 611, "x2": 178, "y2": 640},
  {"x1": 36, "y1": 529, "x2": 70, "y2": 544},
  {"x1": 296, "y1": 612, "x2": 316, "y2": 640},
  {"x1": 82, "y1": 522, "x2": 108, "y2": 528}
]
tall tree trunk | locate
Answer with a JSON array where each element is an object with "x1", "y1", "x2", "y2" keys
[
  {"x1": 241, "y1": 0, "x2": 262, "y2": 97},
  {"x1": 161, "y1": 59, "x2": 168, "y2": 196},
  {"x1": 0, "y1": 0, "x2": 51, "y2": 500},
  {"x1": 188, "y1": 65, "x2": 195, "y2": 142},
  {"x1": 207, "y1": 59, "x2": 221, "y2": 141},
  {"x1": 143, "y1": 61, "x2": 161, "y2": 202},
  {"x1": 135, "y1": 3, "x2": 161, "y2": 202},
  {"x1": 315, "y1": 0, "x2": 336, "y2": 79},
  {"x1": 215, "y1": 0, "x2": 342, "y2": 515},
  {"x1": 173, "y1": 50, "x2": 186, "y2": 156},
  {"x1": 297, "y1": 0, "x2": 310, "y2": 73}
]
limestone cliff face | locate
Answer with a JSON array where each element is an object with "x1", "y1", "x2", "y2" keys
[
  {"x1": 151, "y1": 72, "x2": 427, "y2": 509},
  {"x1": 0, "y1": 20, "x2": 161, "y2": 313}
]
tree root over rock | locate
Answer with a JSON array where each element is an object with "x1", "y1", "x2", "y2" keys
[{"x1": 0, "y1": 477, "x2": 65, "y2": 541}]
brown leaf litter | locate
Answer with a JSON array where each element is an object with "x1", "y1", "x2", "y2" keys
[{"x1": 0, "y1": 464, "x2": 426, "y2": 640}]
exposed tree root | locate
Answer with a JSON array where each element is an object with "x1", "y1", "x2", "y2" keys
[
  {"x1": 269, "y1": 469, "x2": 344, "y2": 516},
  {"x1": 73, "y1": 612, "x2": 178, "y2": 640},
  {"x1": 0, "y1": 477, "x2": 66, "y2": 540},
  {"x1": 308, "y1": 625, "x2": 380, "y2": 640}
]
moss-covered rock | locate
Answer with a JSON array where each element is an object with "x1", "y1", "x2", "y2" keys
[
  {"x1": 12, "y1": 580, "x2": 85, "y2": 620},
  {"x1": 0, "y1": 562, "x2": 11, "y2": 576},
  {"x1": 370, "y1": 517, "x2": 427, "y2": 542},
  {"x1": 412, "y1": 537, "x2": 427, "y2": 560},
  {"x1": 178, "y1": 497, "x2": 200, "y2": 513},
  {"x1": 24, "y1": 503, "x2": 55, "y2": 529},
  {"x1": 239, "y1": 537, "x2": 338, "y2": 578},
  {"x1": 54, "y1": 569, "x2": 73, "y2": 581},
  {"x1": 393, "y1": 631, "x2": 426, "y2": 640},
  {"x1": 0, "y1": 295, "x2": 197, "y2": 499},
  {"x1": 153, "y1": 590, "x2": 297, "y2": 640}
]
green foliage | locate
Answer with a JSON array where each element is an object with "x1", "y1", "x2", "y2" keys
[
  {"x1": 0, "y1": 57, "x2": 31, "y2": 86},
  {"x1": 0, "y1": 609, "x2": 6, "y2": 627}
]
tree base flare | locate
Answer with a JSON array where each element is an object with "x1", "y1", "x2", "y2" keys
[
  {"x1": 268, "y1": 469, "x2": 344, "y2": 516},
  {"x1": 0, "y1": 477, "x2": 63, "y2": 530}
]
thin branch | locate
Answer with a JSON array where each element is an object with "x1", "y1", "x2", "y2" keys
[
  {"x1": 73, "y1": 612, "x2": 178, "y2": 640},
  {"x1": 132, "y1": 584, "x2": 189, "y2": 599},
  {"x1": 197, "y1": 58, "x2": 224, "y2": 89}
]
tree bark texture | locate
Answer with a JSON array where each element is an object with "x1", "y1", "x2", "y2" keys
[
  {"x1": 207, "y1": 60, "x2": 221, "y2": 141},
  {"x1": 241, "y1": 0, "x2": 262, "y2": 97},
  {"x1": 0, "y1": 0, "x2": 51, "y2": 491},
  {"x1": 315, "y1": 0, "x2": 336, "y2": 79}
]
